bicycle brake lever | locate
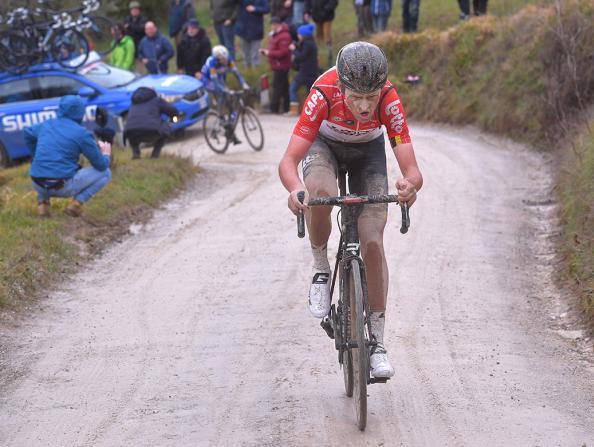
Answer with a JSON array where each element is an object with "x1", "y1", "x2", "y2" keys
[
  {"x1": 297, "y1": 191, "x2": 305, "y2": 238},
  {"x1": 400, "y1": 202, "x2": 410, "y2": 234}
]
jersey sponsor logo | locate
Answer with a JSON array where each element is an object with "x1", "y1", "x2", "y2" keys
[
  {"x1": 384, "y1": 99, "x2": 405, "y2": 134},
  {"x1": 303, "y1": 90, "x2": 323, "y2": 121},
  {"x1": 299, "y1": 125, "x2": 311, "y2": 135},
  {"x1": 327, "y1": 123, "x2": 374, "y2": 137},
  {"x1": 1, "y1": 105, "x2": 97, "y2": 133}
]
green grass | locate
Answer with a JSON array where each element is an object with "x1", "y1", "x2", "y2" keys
[{"x1": 0, "y1": 151, "x2": 196, "y2": 308}]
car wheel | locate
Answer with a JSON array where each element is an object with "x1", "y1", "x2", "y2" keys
[{"x1": 0, "y1": 141, "x2": 8, "y2": 169}]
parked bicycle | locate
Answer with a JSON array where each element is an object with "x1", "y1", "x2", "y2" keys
[
  {"x1": 295, "y1": 167, "x2": 410, "y2": 431},
  {"x1": 203, "y1": 89, "x2": 264, "y2": 154}
]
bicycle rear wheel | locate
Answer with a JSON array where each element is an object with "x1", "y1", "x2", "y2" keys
[
  {"x1": 348, "y1": 259, "x2": 368, "y2": 431},
  {"x1": 50, "y1": 29, "x2": 89, "y2": 69},
  {"x1": 84, "y1": 15, "x2": 116, "y2": 56},
  {"x1": 241, "y1": 107, "x2": 264, "y2": 151},
  {"x1": 203, "y1": 111, "x2": 230, "y2": 154}
]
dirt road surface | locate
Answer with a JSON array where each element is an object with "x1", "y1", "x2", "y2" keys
[{"x1": 1, "y1": 115, "x2": 593, "y2": 446}]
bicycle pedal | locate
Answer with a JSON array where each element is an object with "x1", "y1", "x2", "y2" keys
[{"x1": 320, "y1": 316, "x2": 334, "y2": 339}]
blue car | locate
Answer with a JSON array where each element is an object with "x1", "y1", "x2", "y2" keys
[{"x1": 0, "y1": 52, "x2": 211, "y2": 167}]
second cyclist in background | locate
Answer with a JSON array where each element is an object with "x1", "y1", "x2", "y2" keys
[{"x1": 201, "y1": 45, "x2": 250, "y2": 145}]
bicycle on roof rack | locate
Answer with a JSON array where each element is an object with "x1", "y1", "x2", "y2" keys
[{"x1": 295, "y1": 166, "x2": 410, "y2": 431}]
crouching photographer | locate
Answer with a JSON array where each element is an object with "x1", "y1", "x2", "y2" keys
[
  {"x1": 26, "y1": 96, "x2": 112, "y2": 218},
  {"x1": 123, "y1": 86, "x2": 180, "y2": 159}
]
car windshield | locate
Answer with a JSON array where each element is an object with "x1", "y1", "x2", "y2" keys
[{"x1": 79, "y1": 62, "x2": 138, "y2": 89}]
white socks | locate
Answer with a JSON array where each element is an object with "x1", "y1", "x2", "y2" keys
[{"x1": 311, "y1": 244, "x2": 330, "y2": 271}]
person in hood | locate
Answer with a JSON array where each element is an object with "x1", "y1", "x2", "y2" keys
[
  {"x1": 25, "y1": 96, "x2": 112, "y2": 218},
  {"x1": 235, "y1": 0, "x2": 270, "y2": 68},
  {"x1": 109, "y1": 23, "x2": 135, "y2": 70},
  {"x1": 168, "y1": 0, "x2": 197, "y2": 46},
  {"x1": 260, "y1": 16, "x2": 292, "y2": 114},
  {"x1": 124, "y1": 1, "x2": 147, "y2": 57},
  {"x1": 123, "y1": 87, "x2": 180, "y2": 159},
  {"x1": 177, "y1": 19, "x2": 212, "y2": 78},
  {"x1": 137, "y1": 21, "x2": 174, "y2": 74},
  {"x1": 287, "y1": 23, "x2": 317, "y2": 116}
]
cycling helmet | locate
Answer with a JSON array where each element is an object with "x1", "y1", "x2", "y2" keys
[
  {"x1": 212, "y1": 45, "x2": 229, "y2": 60},
  {"x1": 336, "y1": 42, "x2": 388, "y2": 93}
]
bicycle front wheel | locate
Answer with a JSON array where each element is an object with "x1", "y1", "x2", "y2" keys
[
  {"x1": 241, "y1": 107, "x2": 264, "y2": 151},
  {"x1": 348, "y1": 259, "x2": 368, "y2": 431},
  {"x1": 203, "y1": 111, "x2": 230, "y2": 154},
  {"x1": 50, "y1": 29, "x2": 89, "y2": 69}
]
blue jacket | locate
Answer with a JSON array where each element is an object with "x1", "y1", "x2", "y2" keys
[
  {"x1": 201, "y1": 55, "x2": 246, "y2": 91},
  {"x1": 26, "y1": 96, "x2": 110, "y2": 179},
  {"x1": 138, "y1": 31, "x2": 175, "y2": 74},
  {"x1": 235, "y1": 0, "x2": 270, "y2": 42},
  {"x1": 168, "y1": 0, "x2": 196, "y2": 37},
  {"x1": 371, "y1": 0, "x2": 392, "y2": 16}
]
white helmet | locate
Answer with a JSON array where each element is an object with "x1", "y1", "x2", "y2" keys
[{"x1": 212, "y1": 45, "x2": 229, "y2": 60}]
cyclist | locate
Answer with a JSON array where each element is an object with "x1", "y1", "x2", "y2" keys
[
  {"x1": 201, "y1": 45, "x2": 250, "y2": 144},
  {"x1": 278, "y1": 42, "x2": 423, "y2": 378}
]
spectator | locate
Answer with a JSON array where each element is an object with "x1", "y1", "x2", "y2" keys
[
  {"x1": 260, "y1": 16, "x2": 292, "y2": 114},
  {"x1": 124, "y1": 87, "x2": 179, "y2": 159},
  {"x1": 292, "y1": 0, "x2": 306, "y2": 26},
  {"x1": 124, "y1": 1, "x2": 147, "y2": 56},
  {"x1": 370, "y1": 0, "x2": 392, "y2": 33},
  {"x1": 177, "y1": 19, "x2": 212, "y2": 78},
  {"x1": 108, "y1": 23, "x2": 135, "y2": 70},
  {"x1": 354, "y1": 0, "x2": 373, "y2": 37},
  {"x1": 287, "y1": 23, "x2": 317, "y2": 116},
  {"x1": 402, "y1": 0, "x2": 419, "y2": 32},
  {"x1": 459, "y1": 0, "x2": 488, "y2": 19},
  {"x1": 168, "y1": 0, "x2": 196, "y2": 46},
  {"x1": 25, "y1": 96, "x2": 112, "y2": 218},
  {"x1": 138, "y1": 21, "x2": 174, "y2": 74},
  {"x1": 271, "y1": 0, "x2": 292, "y2": 23},
  {"x1": 236, "y1": 0, "x2": 270, "y2": 68},
  {"x1": 305, "y1": 0, "x2": 338, "y2": 47},
  {"x1": 209, "y1": 0, "x2": 241, "y2": 60}
]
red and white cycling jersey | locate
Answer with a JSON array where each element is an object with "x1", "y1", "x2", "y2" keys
[{"x1": 293, "y1": 67, "x2": 412, "y2": 145}]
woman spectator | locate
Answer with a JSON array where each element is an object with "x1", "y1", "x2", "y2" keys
[
  {"x1": 287, "y1": 23, "x2": 317, "y2": 116},
  {"x1": 236, "y1": 0, "x2": 270, "y2": 68},
  {"x1": 109, "y1": 23, "x2": 135, "y2": 71},
  {"x1": 305, "y1": 0, "x2": 338, "y2": 46}
]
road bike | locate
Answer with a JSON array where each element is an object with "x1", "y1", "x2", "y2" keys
[
  {"x1": 295, "y1": 167, "x2": 410, "y2": 431},
  {"x1": 203, "y1": 89, "x2": 264, "y2": 154}
]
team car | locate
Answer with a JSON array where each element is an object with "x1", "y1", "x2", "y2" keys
[{"x1": 0, "y1": 52, "x2": 211, "y2": 167}]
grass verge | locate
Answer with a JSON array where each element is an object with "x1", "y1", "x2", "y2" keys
[{"x1": 0, "y1": 150, "x2": 196, "y2": 308}]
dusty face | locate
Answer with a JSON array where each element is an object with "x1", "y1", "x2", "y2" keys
[
  {"x1": 145, "y1": 22, "x2": 157, "y2": 38},
  {"x1": 343, "y1": 87, "x2": 382, "y2": 123}
]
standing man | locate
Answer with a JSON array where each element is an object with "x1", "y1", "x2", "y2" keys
[
  {"x1": 168, "y1": 0, "x2": 197, "y2": 46},
  {"x1": 235, "y1": 0, "x2": 270, "y2": 68},
  {"x1": 177, "y1": 19, "x2": 212, "y2": 78},
  {"x1": 354, "y1": 0, "x2": 373, "y2": 37},
  {"x1": 271, "y1": 0, "x2": 292, "y2": 23},
  {"x1": 402, "y1": 0, "x2": 420, "y2": 32},
  {"x1": 26, "y1": 96, "x2": 112, "y2": 218},
  {"x1": 138, "y1": 21, "x2": 174, "y2": 74},
  {"x1": 260, "y1": 16, "x2": 292, "y2": 114},
  {"x1": 370, "y1": 0, "x2": 392, "y2": 33},
  {"x1": 305, "y1": 0, "x2": 338, "y2": 47},
  {"x1": 209, "y1": 0, "x2": 241, "y2": 60},
  {"x1": 124, "y1": 1, "x2": 147, "y2": 57}
]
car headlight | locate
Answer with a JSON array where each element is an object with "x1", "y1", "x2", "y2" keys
[
  {"x1": 183, "y1": 88, "x2": 206, "y2": 101},
  {"x1": 159, "y1": 93, "x2": 184, "y2": 103}
]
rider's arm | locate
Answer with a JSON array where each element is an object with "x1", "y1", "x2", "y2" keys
[
  {"x1": 229, "y1": 60, "x2": 248, "y2": 88},
  {"x1": 279, "y1": 135, "x2": 314, "y2": 214}
]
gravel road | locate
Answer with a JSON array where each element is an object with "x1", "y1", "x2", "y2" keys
[{"x1": 1, "y1": 115, "x2": 592, "y2": 446}]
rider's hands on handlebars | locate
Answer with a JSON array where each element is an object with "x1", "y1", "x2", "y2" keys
[
  {"x1": 396, "y1": 178, "x2": 417, "y2": 206},
  {"x1": 289, "y1": 189, "x2": 309, "y2": 215}
]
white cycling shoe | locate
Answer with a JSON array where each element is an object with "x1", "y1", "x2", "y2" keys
[
  {"x1": 370, "y1": 345, "x2": 395, "y2": 378},
  {"x1": 308, "y1": 268, "x2": 331, "y2": 318}
]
